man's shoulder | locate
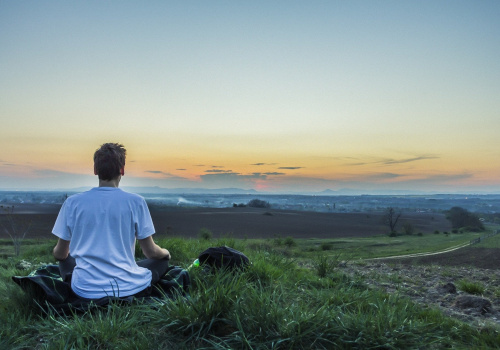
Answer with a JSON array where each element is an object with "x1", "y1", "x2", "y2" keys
[{"x1": 116, "y1": 189, "x2": 145, "y2": 200}]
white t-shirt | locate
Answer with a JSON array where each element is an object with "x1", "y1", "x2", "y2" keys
[{"x1": 52, "y1": 187, "x2": 155, "y2": 299}]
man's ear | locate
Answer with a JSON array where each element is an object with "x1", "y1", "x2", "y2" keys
[
  {"x1": 94, "y1": 166, "x2": 98, "y2": 175},
  {"x1": 120, "y1": 167, "x2": 125, "y2": 176}
]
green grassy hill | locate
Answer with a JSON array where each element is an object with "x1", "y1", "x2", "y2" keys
[{"x1": 1, "y1": 234, "x2": 499, "y2": 349}]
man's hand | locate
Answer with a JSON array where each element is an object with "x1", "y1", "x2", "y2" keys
[{"x1": 161, "y1": 248, "x2": 171, "y2": 260}]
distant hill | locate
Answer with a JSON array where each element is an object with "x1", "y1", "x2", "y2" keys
[{"x1": 121, "y1": 187, "x2": 260, "y2": 195}]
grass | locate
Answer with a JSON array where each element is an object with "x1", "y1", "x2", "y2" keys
[
  {"x1": 458, "y1": 279, "x2": 486, "y2": 295},
  {"x1": 293, "y1": 231, "x2": 481, "y2": 260},
  {"x1": 1, "y1": 235, "x2": 500, "y2": 349},
  {"x1": 474, "y1": 228, "x2": 500, "y2": 248}
]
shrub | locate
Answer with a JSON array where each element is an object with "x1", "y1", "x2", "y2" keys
[
  {"x1": 452, "y1": 229, "x2": 459, "y2": 234},
  {"x1": 284, "y1": 237, "x2": 296, "y2": 248},
  {"x1": 198, "y1": 228, "x2": 213, "y2": 240},
  {"x1": 434, "y1": 230, "x2": 440, "y2": 234},
  {"x1": 247, "y1": 199, "x2": 270, "y2": 208},
  {"x1": 320, "y1": 242, "x2": 333, "y2": 251},
  {"x1": 417, "y1": 232, "x2": 423, "y2": 236}
]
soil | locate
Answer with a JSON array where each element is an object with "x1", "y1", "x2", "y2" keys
[
  {"x1": 150, "y1": 206, "x2": 451, "y2": 239},
  {"x1": 0, "y1": 204, "x2": 452, "y2": 240}
]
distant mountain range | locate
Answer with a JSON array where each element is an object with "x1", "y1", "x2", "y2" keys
[{"x1": 1, "y1": 186, "x2": 498, "y2": 196}]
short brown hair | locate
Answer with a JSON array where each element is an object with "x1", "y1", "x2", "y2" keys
[{"x1": 93, "y1": 143, "x2": 126, "y2": 181}]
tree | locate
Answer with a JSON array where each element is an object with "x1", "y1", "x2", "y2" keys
[
  {"x1": 383, "y1": 207, "x2": 402, "y2": 234},
  {"x1": 1, "y1": 205, "x2": 32, "y2": 256},
  {"x1": 446, "y1": 207, "x2": 484, "y2": 232}
]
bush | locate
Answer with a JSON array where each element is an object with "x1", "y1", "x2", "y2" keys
[
  {"x1": 320, "y1": 242, "x2": 333, "y2": 251},
  {"x1": 434, "y1": 230, "x2": 440, "y2": 234},
  {"x1": 247, "y1": 199, "x2": 270, "y2": 208},
  {"x1": 198, "y1": 228, "x2": 213, "y2": 240},
  {"x1": 284, "y1": 237, "x2": 296, "y2": 248}
]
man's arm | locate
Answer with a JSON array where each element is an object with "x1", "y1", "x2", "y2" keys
[
  {"x1": 139, "y1": 236, "x2": 171, "y2": 260},
  {"x1": 53, "y1": 238, "x2": 70, "y2": 261}
]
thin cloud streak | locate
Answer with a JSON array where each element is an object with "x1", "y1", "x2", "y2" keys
[
  {"x1": 204, "y1": 169, "x2": 234, "y2": 173},
  {"x1": 263, "y1": 172, "x2": 286, "y2": 176},
  {"x1": 144, "y1": 170, "x2": 187, "y2": 179},
  {"x1": 382, "y1": 156, "x2": 439, "y2": 165},
  {"x1": 346, "y1": 155, "x2": 439, "y2": 166},
  {"x1": 251, "y1": 163, "x2": 278, "y2": 166}
]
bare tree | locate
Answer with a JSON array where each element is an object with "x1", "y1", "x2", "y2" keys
[
  {"x1": 383, "y1": 207, "x2": 402, "y2": 234},
  {"x1": 1, "y1": 205, "x2": 31, "y2": 256}
]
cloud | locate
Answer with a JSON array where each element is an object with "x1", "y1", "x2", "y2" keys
[
  {"x1": 200, "y1": 172, "x2": 266, "y2": 188},
  {"x1": 211, "y1": 165, "x2": 225, "y2": 168},
  {"x1": 176, "y1": 168, "x2": 186, "y2": 171},
  {"x1": 205, "y1": 169, "x2": 234, "y2": 173},
  {"x1": 278, "y1": 167, "x2": 303, "y2": 170},
  {"x1": 145, "y1": 170, "x2": 186, "y2": 179},
  {"x1": 407, "y1": 173, "x2": 474, "y2": 184},
  {"x1": 382, "y1": 156, "x2": 439, "y2": 165},
  {"x1": 358, "y1": 172, "x2": 404, "y2": 181},
  {"x1": 263, "y1": 172, "x2": 286, "y2": 176},
  {"x1": 346, "y1": 155, "x2": 439, "y2": 167},
  {"x1": 251, "y1": 162, "x2": 278, "y2": 166}
]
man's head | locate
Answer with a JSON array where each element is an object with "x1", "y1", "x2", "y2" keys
[{"x1": 93, "y1": 143, "x2": 126, "y2": 181}]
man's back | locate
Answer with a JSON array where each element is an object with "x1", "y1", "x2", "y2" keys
[{"x1": 52, "y1": 187, "x2": 155, "y2": 298}]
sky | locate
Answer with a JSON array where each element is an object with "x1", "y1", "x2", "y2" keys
[{"x1": 1, "y1": 1, "x2": 499, "y2": 194}]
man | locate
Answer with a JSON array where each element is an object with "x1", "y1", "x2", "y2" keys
[{"x1": 52, "y1": 143, "x2": 171, "y2": 299}]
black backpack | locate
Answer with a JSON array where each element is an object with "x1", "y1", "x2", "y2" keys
[{"x1": 198, "y1": 246, "x2": 250, "y2": 270}]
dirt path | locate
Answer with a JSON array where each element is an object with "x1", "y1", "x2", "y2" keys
[{"x1": 369, "y1": 242, "x2": 471, "y2": 260}]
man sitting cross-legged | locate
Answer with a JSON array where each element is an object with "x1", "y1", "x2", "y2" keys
[{"x1": 52, "y1": 142, "x2": 171, "y2": 299}]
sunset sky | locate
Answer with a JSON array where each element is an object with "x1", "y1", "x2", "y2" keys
[{"x1": 1, "y1": 1, "x2": 499, "y2": 193}]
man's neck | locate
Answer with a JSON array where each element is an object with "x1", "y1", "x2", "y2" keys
[{"x1": 98, "y1": 176, "x2": 121, "y2": 188}]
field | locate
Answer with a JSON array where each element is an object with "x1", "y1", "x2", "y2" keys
[
  {"x1": 0, "y1": 203, "x2": 452, "y2": 239},
  {"x1": 1, "y1": 205, "x2": 500, "y2": 349}
]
